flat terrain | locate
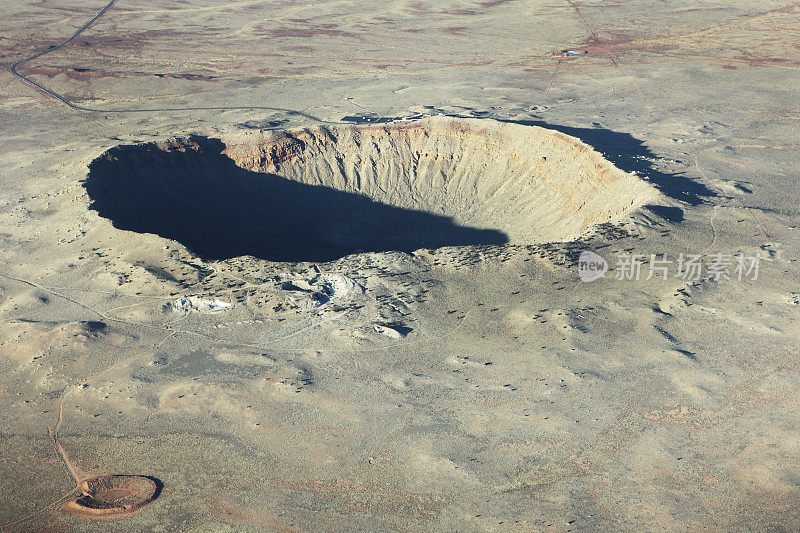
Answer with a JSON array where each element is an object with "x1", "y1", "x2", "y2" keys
[{"x1": 1, "y1": 1, "x2": 799, "y2": 531}]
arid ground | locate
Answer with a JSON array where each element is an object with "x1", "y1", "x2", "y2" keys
[{"x1": 1, "y1": 1, "x2": 799, "y2": 531}]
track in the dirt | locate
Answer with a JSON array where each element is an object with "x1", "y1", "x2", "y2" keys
[{"x1": 8, "y1": 0, "x2": 328, "y2": 121}]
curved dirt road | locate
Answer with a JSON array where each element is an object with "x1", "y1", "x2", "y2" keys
[{"x1": 9, "y1": 0, "x2": 328, "y2": 122}]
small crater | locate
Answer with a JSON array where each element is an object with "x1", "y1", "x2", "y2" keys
[{"x1": 63, "y1": 475, "x2": 162, "y2": 519}]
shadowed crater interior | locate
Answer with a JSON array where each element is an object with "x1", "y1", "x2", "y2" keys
[{"x1": 84, "y1": 117, "x2": 657, "y2": 262}]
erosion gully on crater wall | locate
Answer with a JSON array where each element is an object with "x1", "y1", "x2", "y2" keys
[{"x1": 84, "y1": 117, "x2": 659, "y2": 263}]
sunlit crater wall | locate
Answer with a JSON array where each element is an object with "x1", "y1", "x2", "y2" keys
[{"x1": 223, "y1": 117, "x2": 658, "y2": 244}]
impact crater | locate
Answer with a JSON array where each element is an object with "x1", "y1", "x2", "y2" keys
[{"x1": 85, "y1": 117, "x2": 657, "y2": 262}]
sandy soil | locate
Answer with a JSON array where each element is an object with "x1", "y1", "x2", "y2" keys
[{"x1": 1, "y1": 1, "x2": 799, "y2": 531}]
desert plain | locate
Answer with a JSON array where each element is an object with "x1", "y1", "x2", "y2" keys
[{"x1": 1, "y1": 0, "x2": 800, "y2": 531}]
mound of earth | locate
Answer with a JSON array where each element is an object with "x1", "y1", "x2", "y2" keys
[{"x1": 84, "y1": 117, "x2": 657, "y2": 262}]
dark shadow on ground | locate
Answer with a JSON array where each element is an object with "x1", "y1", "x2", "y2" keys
[
  {"x1": 503, "y1": 119, "x2": 717, "y2": 206},
  {"x1": 84, "y1": 136, "x2": 508, "y2": 262},
  {"x1": 645, "y1": 204, "x2": 685, "y2": 222}
]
